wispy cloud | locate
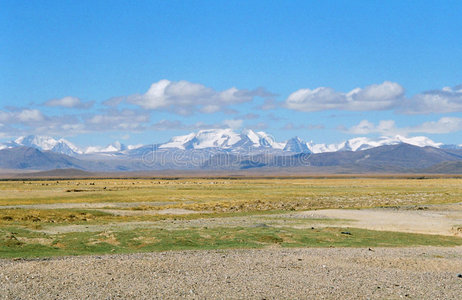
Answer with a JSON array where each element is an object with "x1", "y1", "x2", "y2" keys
[
  {"x1": 282, "y1": 122, "x2": 325, "y2": 130},
  {"x1": 44, "y1": 96, "x2": 94, "y2": 109},
  {"x1": 241, "y1": 113, "x2": 260, "y2": 120},
  {"x1": 400, "y1": 85, "x2": 462, "y2": 114},
  {"x1": 222, "y1": 119, "x2": 244, "y2": 129},
  {"x1": 84, "y1": 109, "x2": 150, "y2": 131},
  {"x1": 347, "y1": 117, "x2": 462, "y2": 135},
  {"x1": 151, "y1": 119, "x2": 245, "y2": 131},
  {"x1": 0, "y1": 109, "x2": 46, "y2": 123},
  {"x1": 0, "y1": 107, "x2": 151, "y2": 138},
  {"x1": 257, "y1": 98, "x2": 280, "y2": 110}
]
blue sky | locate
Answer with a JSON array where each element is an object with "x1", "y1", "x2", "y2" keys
[{"x1": 1, "y1": 0, "x2": 462, "y2": 147}]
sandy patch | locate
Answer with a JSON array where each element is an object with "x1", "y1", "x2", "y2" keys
[{"x1": 301, "y1": 205, "x2": 462, "y2": 236}]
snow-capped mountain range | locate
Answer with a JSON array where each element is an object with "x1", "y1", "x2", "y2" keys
[
  {"x1": 159, "y1": 129, "x2": 285, "y2": 151},
  {"x1": 0, "y1": 129, "x2": 460, "y2": 156},
  {"x1": 0, "y1": 136, "x2": 142, "y2": 155}
]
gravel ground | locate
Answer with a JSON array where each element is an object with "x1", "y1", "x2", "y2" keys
[{"x1": 1, "y1": 246, "x2": 462, "y2": 299}]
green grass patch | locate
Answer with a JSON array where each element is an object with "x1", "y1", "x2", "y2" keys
[{"x1": 1, "y1": 226, "x2": 461, "y2": 259}]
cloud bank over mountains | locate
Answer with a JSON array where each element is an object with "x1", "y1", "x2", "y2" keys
[
  {"x1": 348, "y1": 117, "x2": 462, "y2": 136},
  {"x1": 1, "y1": 79, "x2": 462, "y2": 144}
]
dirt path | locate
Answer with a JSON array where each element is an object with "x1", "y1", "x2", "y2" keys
[{"x1": 1, "y1": 247, "x2": 461, "y2": 299}]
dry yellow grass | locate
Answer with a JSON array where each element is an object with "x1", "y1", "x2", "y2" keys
[{"x1": 1, "y1": 178, "x2": 461, "y2": 210}]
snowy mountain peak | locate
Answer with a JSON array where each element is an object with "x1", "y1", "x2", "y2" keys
[
  {"x1": 15, "y1": 135, "x2": 59, "y2": 151},
  {"x1": 13, "y1": 135, "x2": 82, "y2": 155},
  {"x1": 307, "y1": 135, "x2": 443, "y2": 154},
  {"x1": 241, "y1": 129, "x2": 285, "y2": 149},
  {"x1": 160, "y1": 128, "x2": 285, "y2": 151},
  {"x1": 284, "y1": 137, "x2": 311, "y2": 153},
  {"x1": 160, "y1": 129, "x2": 241, "y2": 150},
  {"x1": 84, "y1": 141, "x2": 128, "y2": 154}
]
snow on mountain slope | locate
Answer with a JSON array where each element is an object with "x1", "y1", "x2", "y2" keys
[
  {"x1": 160, "y1": 129, "x2": 283, "y2": 150},
  {"x1": 252, "y1": 130, "x2": 285, "y2": 149},
  {"x1": 308, "y1": 142, "x2": 343, "y2": 154},
  {"x1": 14, "y1": 135, "x2": 82, "y2": 155},
  {"x1": 393, "y1": 135, "x2": 443, "y2": 148},
  {"x1": 2, "y1": 131, "x2": 452, "y2": 157},
  {"x1": 307, "y1": 135, "x2": 443, "y2": 153},
  {"x1": 189, "y1": 129, "x2": 241, "y2": 149},
  {"x1": 15, "y1": 135, "x2": 59, "y2": 151},
  {"x1": 84, "y1": 141, "x2": 143, "y2": 154},
  {"x1": 159, "y1": 132, "x2": 196, "y2": 149},
  {"x1": 284, "y1": 137, "x2": 311, "y2": 153}
]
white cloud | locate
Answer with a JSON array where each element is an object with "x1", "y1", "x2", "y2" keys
[
  {"x1": 201, "y1": 105, "x2": 221, "y2": 113},
  {"x1": 85, "y1": 110, "x2": 150, "y2": 131},
  {"x1": 17, "y1": 109, "x2": 46, "y2": 122},
  {"x1": 45, "y1": 96, "x2": 93, "y2": 109},
  {"x1": 0, "y1": 109, "x2": 46, "y2": 124},
  {"x1": 151, "y1": 120, "x2": 186, "y2": 131},
  {"x1": 286, "y1": 82, "x2": 462, "y2": 114},
  {"x1": 282, "y1": 122, "x2": 325, "y2": 130},
  {"x1": 411, "y1": 117, "x2": 462, "y2": 134},
  {"x1": 252, "y1": 122, "x2": 269, "y2": 130},
  {"x1": 400, "y1": 85, "x2": 462, "y2": 114},
  {"x1": 0, "y1": 107, "x2": 153, "y2": 137},
  {"x1": 223, "y1": 119, "x2": 243, "y2": 129},
  {"x1": 242, "y1": 113, "x2": 260, "y2": 120},
  {"x1": 347, "y1": 117, "x2": 462, "y2": 135},
  {"x1": 103, "y1": 96, "x2": 124, "y2": 107},
  {"x1": 0, "y1": 111, "x2": 10, "y2": 122},
  {"x1": 151, "y1": 118, "x2": 245, "y2": 131},
  {"x1": 286, "y1": 81, "x2": 404, "y2": 112},
  {"x1": 127, "y1": 80, "x2": 272, "y2": 114},
  {"x1": 258, "y1": 98, "x2": 279, "y2": 110},
  {"x1": 348, "y1": 120, "x2": 398, "y2": 135}
]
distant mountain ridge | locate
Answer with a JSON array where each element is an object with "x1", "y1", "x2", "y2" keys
[
  {"x1": 1, "y1": 130, "x2": 462, "y2": 173},
  {"x1": 0, "y1": 147, "x2": 83, "y2": 170},
  {"x1": 1, "y1": 143, "x2": 462, "y2": 173},
  {"x1": 1, "y1": 130, "x2": 459, "y2": 157}
]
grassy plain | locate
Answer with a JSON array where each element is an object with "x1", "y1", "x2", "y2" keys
[{"x1": 1, "y1": 177, "x2": 462, "y2": 258}]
